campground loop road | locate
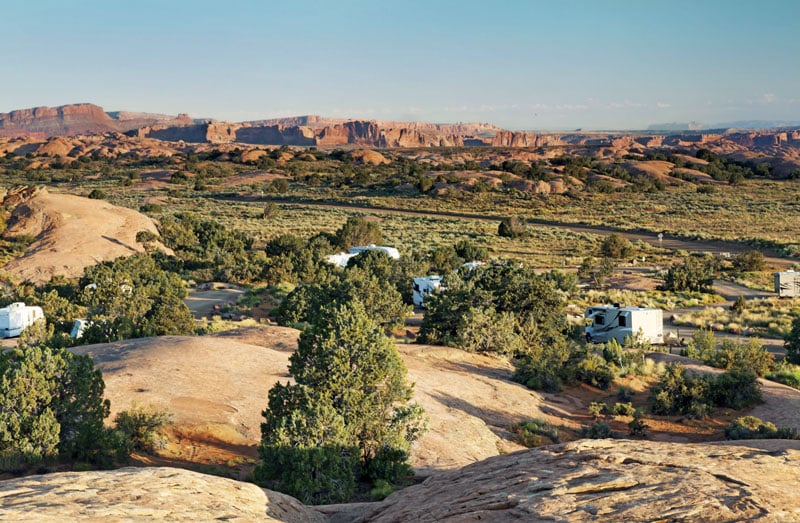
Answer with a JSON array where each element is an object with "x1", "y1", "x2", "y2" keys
[{"x1": 222, "y1": 195, "x2": 795, "y2": 270}]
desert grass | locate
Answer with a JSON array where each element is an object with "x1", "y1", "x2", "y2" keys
[{"x1": 672, "y1": 297, "x2": 800, "y2": 337}]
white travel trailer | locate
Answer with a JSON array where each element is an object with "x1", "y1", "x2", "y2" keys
[
  {"x1": 325, "y1": 245, "x2": 401, "y2": 268},
  {"x1": 775, "y1": 270, "x2": 800, "y2": 297},
  {"x1": 70, "y1": 318, "x2": 91, "y2": 339},
  {"x1": 412, "y1": 275, "x2": 443, "y2": 307},
  {"x1": 348, "y1": 245, "x2": 401, "y2": 260},
  {"x1": 0, "y1": 302, "x2": 44, "y2": 338},
  {"x1": 584, "y1": 305, "x2": 663, "y2": 345}
]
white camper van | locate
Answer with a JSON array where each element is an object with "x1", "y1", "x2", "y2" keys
[
  {"x1": 412, "y1": 276, "x2": 442, "y2": 307},
  {"x1": 0, "y1": 302, "x2": 44, "y2": 338},
  {"x1": 584, "y1": 305, "x2": 663, "y2": 345},
  {"x1": 775, "y1": 270, "x2": 800, "y2": 297}
]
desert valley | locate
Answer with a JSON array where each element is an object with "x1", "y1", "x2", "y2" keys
[
  {"x1": 0, "y1": 100, "x2": 799, "y2": 521},
  {"x1": 3, "y1": 2, "x2": 800, "y2": 521}
]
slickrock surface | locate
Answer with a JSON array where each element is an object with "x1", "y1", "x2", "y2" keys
[
  {"x1": 0, "y1": 467, "x2": 324, "y2": 522},
  {"x1": 343, "y1": 439, "x2": 800, "y2": 522},
  {"x1": 70, "y1": 330, "x2": 555, "y2": 469},
  {"x1": 2, "y1": 190, "x2": 167, "y2": 284},
  {"x1": 3, "y1": 440, "x2": 800, "y2": 522}
]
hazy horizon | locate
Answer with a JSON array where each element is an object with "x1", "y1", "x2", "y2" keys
[{"x1": 3, "y1": 0, "x2": 799, "y2": 130}]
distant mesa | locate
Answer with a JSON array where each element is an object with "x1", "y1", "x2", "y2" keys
[
  {"x1": 2, "y1": 103, "x2": 800, "y2": 155},
  {"x1": 0, "y1": 103, "x2": 194, "y2": 138}
]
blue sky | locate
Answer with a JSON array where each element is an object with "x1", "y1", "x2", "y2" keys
[{"x1": 2, "y1": 0, "x2": 799, "y2": 130}]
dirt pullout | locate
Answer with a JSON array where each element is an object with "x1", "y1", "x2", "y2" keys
[
  {"x1": 71, "y1": 327, "x2": 556, "y2": 472},
  {"x1": 2, "y1": 190, "x2": 168, "y2": 284}
]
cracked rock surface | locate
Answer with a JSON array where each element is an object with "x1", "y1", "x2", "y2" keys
[
  {"x1": 0, "y1": 467, "x2": 324, "y2": 522},
  {"x1": 3, "y1": 440, "x2": 800, "y2": 522},
  {"x1": 334, "y1": 439, "x2": 800, "y2": 522}
]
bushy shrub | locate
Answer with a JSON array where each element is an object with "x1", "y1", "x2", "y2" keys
[
  {"x1": 600, "y1": 233, "x2": 633, "y2": 259},
  {"x1": 510, "y1": 419, "x2": 561, "y2": 447},
  {"x1": 612, "y1": 402, "x2": 636, "y2": 416},
  {"x1": 582, "y1": 422, "x2": 613, "y2": 439},
  {"x1": 649, "y1": 363, "x2": 762, "y2": 416},
  {"x1": 628, "y1": 410, "x2": 649, "y2": 437},
  {"x1": 662, "y1": 257, "x2": 716, "y2": 292},
  {"x1": 498, "y1": 216, "x2": 525, "y2": 238},
  {"x1": 786, "y1": 316, "x2": 800, "y2": 365},
  {"x1": 114, "y1": 403, "x2": 173, "y2": 452},
  {"x1": 724, "y1": 416, "x2": 798, "y2": 440},
  {"x1": 733, "y1": 250, "x2": 766, "y2": 272},
  {"x1": 575, "y1": 353, "x2": 615, "y2": 390},
  {"x1": 255, "y1": 303, "x2": 425, "y2": 504},
  {"x1": 687, "y1": 330, "x2": 773, "y2": 377},
  {"x1": 588, "y1": 402, "x2": 608, "y2": 418}
]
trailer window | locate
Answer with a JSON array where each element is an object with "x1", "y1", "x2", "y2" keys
[
  {"x1": 595, "y1": 314, "x2": 604, "y2": 325},
  {"x1": 619, "y1": 314, "x2": 627, "y2": 327}
]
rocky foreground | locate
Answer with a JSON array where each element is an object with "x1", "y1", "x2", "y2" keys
[{"x1": 2, "y1": 440, "x2": 800, "y2": 522}]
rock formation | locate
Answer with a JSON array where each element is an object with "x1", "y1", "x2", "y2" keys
[
  {"x1": 346, "y1": 439, "x2": 800, "y2": 522},
  {"x1": 2, "y1": 190, "x2": 167, "y2": 284},
  {"x1": 0, "y1": 104, "x2": 194, "y2": 138},
  {"x1": 2, "y1": 440, "x2": 800, "y2": 521},
  {"x1": 0, "y1": 467, "x2": 324, "y2": 522}
]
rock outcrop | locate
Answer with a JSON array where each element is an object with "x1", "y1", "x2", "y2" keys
[
  {"x1": 0, "y1": 103, "x2": 118, "y2": 137},
  {"x1": 0, "y1": 104, "x2": 194, "y2": 138},
  {"x1": 346, "y1": 439, "x2": 800, "y2": 522},
  {"x1": 3, "y1": 440, "x2": 800, "y2": 521},
  {"x1": 0, "y1": 467, "x2": 324, "y2": 522},
  {"x1": 2, "y1": 190, "x2": 167, "y2": 284}
]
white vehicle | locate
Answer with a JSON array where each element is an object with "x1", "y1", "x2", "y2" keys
[
  {"x1": 348, "y1": 245, "x2": 400, "y2": 260},
  {"x1": 325, "y1": 244, "x2": 401, "y2": 268},
  {"x1": 70, "y1": 318, "x2": 92, "y2": 339},
  {"x1": 0, "y1": 302, "x2": 44, "y2": 338},
  {"x1": 775, "y1": 270, "x2": 800, "y2": 297},
  {"x1": 584, "y1": 305, "x2": 663, "y2": 345},
  {"x1": 412, "y1": 275, "x2": 443, "y2": 307}
]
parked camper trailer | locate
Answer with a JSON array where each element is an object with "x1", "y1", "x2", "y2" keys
[
  {"x1": 775, "y1": 270, "x2": 800, "y2": 297},
  {"x1": 0, "y1": 302, "x2": 44, "y2": 338},
  {"x1": 584, "y1": 305, "x2": 663, "y2": 345},
  {"x1": 70, "y1": 319, "x2": 91, "y2": 339},
  {"x1": 325, "y1": 245, "x2": 401, "y2": 268},
  {"x1": 348, "y1": 245, "x2": 400, "y2": 260},
  {"x1": 412, "y1": 276, "x2": 442, "y2": 307}
]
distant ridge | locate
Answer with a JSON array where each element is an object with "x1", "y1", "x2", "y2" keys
[
  {"x1": 648, "y1": 120, "x2": 800, "y2": 132},
  {"x1": 0, "y1": 103, "x2": 193, "y2": 138}
]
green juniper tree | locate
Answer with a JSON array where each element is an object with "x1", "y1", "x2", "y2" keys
[{"x1": 255, "y1": 302, "x2": 425, "y2": 504}]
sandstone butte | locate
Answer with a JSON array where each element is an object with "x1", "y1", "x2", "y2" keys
[{"x1": 2, "y1": 440, "x2": 800, "y2": 521}]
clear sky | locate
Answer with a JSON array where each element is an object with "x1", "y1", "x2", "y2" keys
[{"x1": 2, "y1": 0, "x2": 799, "y2": 130}]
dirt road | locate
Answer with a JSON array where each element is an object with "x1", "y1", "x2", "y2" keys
[
  {"x1": 229, "y1": 196, "x2": 795, "y2": 269},
  {"x1": 184, "y1": 287, "x2": 245, "y2": 319}
]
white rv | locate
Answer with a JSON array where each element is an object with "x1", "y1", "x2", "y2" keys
[
  {"x1": 325, "y1": 245, "x2": 401, "y2": 268},
  {"x1": 412, "y1": 276, "x2": 442, "y2": 307},
  {"x1": 0, "y1": 302, "x2": 44, "y2": 338},
  {"x1": 348, "y1": 245, "x2": 400, "y2": 260},
  {"x1": 775, "y1": 270, "x2": 800, "y2": 297},
  {"x1": 584, "y1": 305, "x2": 663, "y2": 345},
  {"x1": 70, "y1": 318, "x2": 91, "y2": 339}
]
